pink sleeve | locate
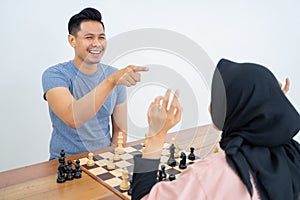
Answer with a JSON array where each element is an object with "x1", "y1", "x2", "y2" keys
[{"x1": 141, "y1": 166, "x2": 207, "y2": 200}]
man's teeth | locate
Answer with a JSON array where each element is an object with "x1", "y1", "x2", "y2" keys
[{"x1": 89, "y1": 50, "x2": 101, "y2": 54}]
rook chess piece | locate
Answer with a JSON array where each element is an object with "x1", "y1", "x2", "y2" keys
[
  {"x1": 87, "y1": 152, "x2": 95, "y2": 167},
  {"x1": 188, "y1": 147, "x2": 196, "y2": 161},
  {"x1": 167, "y1": 144, "x2": 176, "y2": 167},
  {"x1": 120, "y1": 168, "x2": 130, "y2": 191},
  {"x1": 179, "y1": 152, "x2": 187, "y2": 169}
]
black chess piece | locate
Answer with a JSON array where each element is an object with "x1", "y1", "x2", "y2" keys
[
  {"x1": 179, "y1": 152, "x2": 187, "y2": 169},
  {"x1": 58, "y1": 157, "x2": 67, "y2": 174},
  {"x1": 188, "y1": 147, "x2": 196, "y2": 161},
  {"x1": 168, "y1": 174, "x2": 176, "y2": 181},
  {"x1": 74, "y1": 160, "x2": 82, "y2": 179},
  {"x1": 60, "y1": 149, "x2": 65, "y2": 158},
  {"x1": 161, "y1": 165, "x2": 167, "y2": 180},
  {"x1": 127, "y1": 179, "x2": 133, "y2": 195},
  {"x1": 167, "y1": 144, "x2": 176, "y2": 167},
  {"x1": 57, "y1": 158, "x2": 66, "y2": 183},
  {"x1": 66, "y1": 160, "x2": 74, "y2": 180},
  {"x1": 157, "y1": 170, "x2": 163, "y2": 182}
]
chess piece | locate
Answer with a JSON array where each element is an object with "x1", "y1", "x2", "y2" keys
[
  {"x1": 58, "y1": 156, "x2": 67, "y2": 173},
  {"x1": 171, "y1": 137, "x2": 179, "y2": 158},
  {"x1": 60, "y1": 149, "x2": 65, "y2": 158},
  {"x1": 169, "y1": 174, "x2": 176, "y2": 181},
  {"x1": 57, "y1": 158, "x2": 66, "y2": 183},
  {"x1": 158, "y1": 170, "x2": 163, "y2": 182},
  {"x1": 160, "y1": 165, "x2": 167, "y2": 180},
  {"x1": 188, "y1": 147, "x2": 196, "y2": 161},
  {"x1": 113, "y1": 148, "x2": 121, "y2": 161},
  {"x1": 66, "y1": 160, "x2": 74, "y2": 180},
  {"x1": 74, "y1": 160, "x2": 82, "y2": 178},
  {"x1": 107, "y1": 157, "x2": 115, "y2": 170},
  {"x1": 117, "y1": 132, "x2": 124, "y2": 154},
  {"x1": 87, "y1": 152, "x2": 95, "y2": 167},
  {"x1": 120, "y1": 168, "x2": 130, "y2": 191},
  {"x1": 167, "y1": 144, "x2": 176, "y2": 167},
  {"x1": 179, "y1": 152, "x2": 187, "y2": 169},
  {"x1": 127, "y1": 179, "x2": 133, "y2": 195}
]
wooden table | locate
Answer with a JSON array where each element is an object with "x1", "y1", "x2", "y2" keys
[{"x1": 0, "y1": 125, "x2": 219, "y2": 200}]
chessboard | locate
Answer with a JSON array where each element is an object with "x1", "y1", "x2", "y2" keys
[{"x1": 77, "y1": 142, "x2": 205, "y2": 200}]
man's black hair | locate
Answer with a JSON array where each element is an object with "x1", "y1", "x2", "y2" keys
[{"x1": 68, "y1": 7, "x2": 105, "y2": 35}]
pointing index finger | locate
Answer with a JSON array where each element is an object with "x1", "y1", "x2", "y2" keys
[{"x1": 132, "y1": 66, "x2": 149, "y2": 72}]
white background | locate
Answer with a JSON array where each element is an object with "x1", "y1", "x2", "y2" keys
[{"x1": 0, "y1": 0, "x2": 299, "y2": 172}]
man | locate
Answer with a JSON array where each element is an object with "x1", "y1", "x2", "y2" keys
[{"x1": 42, "y1": 7, "x2": 148, "y2": 159}]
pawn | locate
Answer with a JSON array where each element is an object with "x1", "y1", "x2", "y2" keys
[
  {"x1": 120, "y1": 168, "x2": 130, "y2": 191},
  {"x1": 113, "y1": 148, "x2": 120, "y2": 161},
  {"x1": 107, "y1": 157, "x2": 115, "y2": 170},
  {"x1": 169, "y1": 174, "x2": 176, "y2": 181},
  {"x1": 87, "y1": 152, "x2": 95, "y2": 167},
  {"x1": 66, "y1": 160, "x2": 74, "y2": 180},
  {"x1": 160, "y1": 165, "x2": 167, "y2": 180},
  {"x1": 188, "y1": 147, "x2": 196, "y2": 161},
  {"x1": 74, "y1": 160, "x2": 82, "y2": 179}
]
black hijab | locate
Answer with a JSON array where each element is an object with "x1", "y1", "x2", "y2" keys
[{"x1": 211, "y1": 59, "x2": 300, "y2": 200}]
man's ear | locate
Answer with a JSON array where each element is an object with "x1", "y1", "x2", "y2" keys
[{"x1": 68, "y1": 34, "x2": 76, "y2": 48}]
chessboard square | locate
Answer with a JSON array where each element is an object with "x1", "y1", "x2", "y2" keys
[
  {"x1": 95, "y1": 159, "x2": 108, "y2": 167},
  {"x1": 119, "y1": 153, "x2": 133, "y2": 160},
  {"x1": 124, "y1": 146, "x2": 139, "y2": 153},
  {"x1": 160, "y1": 156, "x2": 169, "y2": 163},
  {"x1": 114, "y1": 160, "x2": 132, "y2": 169},
  {"x1": 82, "y1": 163, "x2": 100, "y2": 170},
  {"x1": 105, "y1": 177, "x2": 122, "y2": 187},
  {"x1": 131, "y1": 144, "x2": 143, "y2": 150},
  {"x1": 97, "y1": 172, "x2": 115, "y2": 181},
  {"x1": 109, "y1": 168, "x2": 123, "y2": 177},
  {"x1": 89, "y1": 166, "x2": 108, "y2": 175},
  {"x1": 99, "y1": 152, "x2": 114, "y2": 159},
  {"x1": 166, "y1": 167, "x2": 181, "y2": 175},
  {"x1": 78, "y1": 157, "x2": 88, "y2": 165},
  {"x1": 94, "y1": 154, "x2": 105, "y2": 161},
  {"x1": 161, "y1": 149, "x2": 169, "y2": 155}
]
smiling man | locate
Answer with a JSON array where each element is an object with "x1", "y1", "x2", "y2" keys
[{"x1": 42, "y1": 7, "x2": 148, "y2": 159}]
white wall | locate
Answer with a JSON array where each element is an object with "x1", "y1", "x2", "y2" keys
[{"x1": 0, "y1": 0, "x2": 299, "y2": 172}]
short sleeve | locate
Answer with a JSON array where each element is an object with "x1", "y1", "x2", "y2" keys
[
  {"x1": 116, "y1": 85, "x2": 127, "y2": 105},
  {"x1": 42, "y1": 66, "x2": 70, "y2": 101}
]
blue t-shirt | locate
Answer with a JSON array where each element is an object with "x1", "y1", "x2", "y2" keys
[{"x1": 42, "y1": 60, "x2": 126, "y2": 159}]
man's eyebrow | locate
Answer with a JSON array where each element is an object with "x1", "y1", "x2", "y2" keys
[{"x1": 83, "y1": 33, "x2": 106, "y2": 37}]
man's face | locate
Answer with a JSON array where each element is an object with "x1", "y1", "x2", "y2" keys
[{"x1": 71, "y1": 20, "x2": 106, "y2": 65}]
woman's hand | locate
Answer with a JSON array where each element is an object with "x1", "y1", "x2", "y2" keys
[{"x1": 143, "y1": 89, "x2": 182, "y2": 159}]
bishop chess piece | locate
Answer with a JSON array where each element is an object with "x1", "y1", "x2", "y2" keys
[
  {"x1": 179, "y1": 152, "x2": 187, "y2": 169},
  {"x1": 188, "y1": 147, "x2": 196, "y2": 161},
  {"x1": 87, "y1": 152, "x2": 95, "y2": 167},
  {"x1": 74, "y1": 159, "x2": 82, "y2": 179},
  {"x1": 167, "y1": 144, "x2": 176, "y2": 167},
  {"x1": 120, "y1": 168, "x2": 130, "y2": 191}
]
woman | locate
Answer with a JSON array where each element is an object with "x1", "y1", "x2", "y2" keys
[{"x1": 132, "y1": 59, "x2": 300, "y2": 200}]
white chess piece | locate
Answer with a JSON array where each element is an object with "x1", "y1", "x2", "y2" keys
[
  {"x1": 107, "y1": 157, "x2": 115, "y2": 170},
  {"x1": 120, "y1": 168, "x2": 130, "y2": 191},
  {"x1": 87, "y1": 152, "x2": 95, "y2": 167},
  {"x1": 113, "y1": 148, "x2": 121, "y2": 161},
  {"x1": 117, "y1": 132, "x2": 124, "y2": 154}
]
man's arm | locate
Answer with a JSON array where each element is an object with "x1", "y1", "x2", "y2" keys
[
  {"x1": 45, "y1": 66, "x2": 148, "y2": 129},
  {"x1": 111, "y1": 102, "x2": 127, "y2": 146}
]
